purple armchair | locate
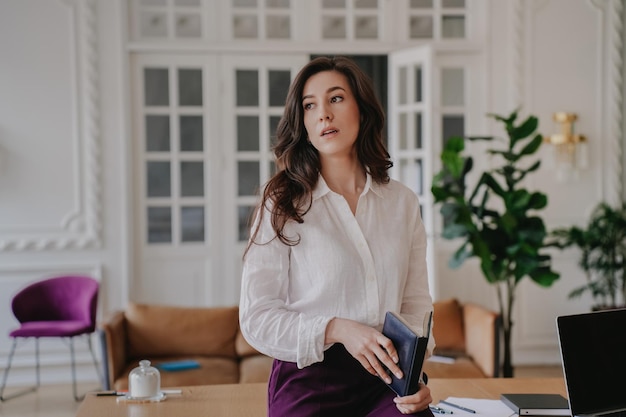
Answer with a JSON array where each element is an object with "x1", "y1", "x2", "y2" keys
[{"x1": 0, "y1": 275, "x2": 102, "y2": 401}]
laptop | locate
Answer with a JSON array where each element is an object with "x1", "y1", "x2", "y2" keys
[{"x1": 556, "y1": 308, "x2": 626, "y2": 417}]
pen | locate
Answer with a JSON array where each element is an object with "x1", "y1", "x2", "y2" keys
[
  {"x1": 440, "y1": 400, "x2": 476, "y2": 414},
  {"x1": 95, "y1": 391, "x2": 124, "y2": 396},
  {"x1": 429, "y1": 405, "x2": 454, "y2": 414},
  {"x1": 95, "y1": 389, "x2": 182, "y2": 396}
]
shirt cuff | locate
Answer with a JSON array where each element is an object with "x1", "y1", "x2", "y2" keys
[{"x1": 296, "y1": 314, "x2": 334, "y2": 368}]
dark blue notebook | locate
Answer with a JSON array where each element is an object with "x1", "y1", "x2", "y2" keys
[{"x1": 381, "y1": 311, "x2": 432, "y2": 397}]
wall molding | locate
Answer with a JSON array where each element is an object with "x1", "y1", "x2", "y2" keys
[
  {"x1": 508, "y1": 0, "x2": 524, "y2": 110},
  {"x1": 605, "y1": 0, "x2": 624, "y2": 204},
  {"x1": 0, "y1": 0, "x2": 102, "y2": 252}
]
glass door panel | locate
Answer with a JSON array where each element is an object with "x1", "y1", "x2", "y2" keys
[
  {"x1": 180, "y1": 161, "x2": 204, "y2": 197},
  {"x1": 144, "y1": 68, "x2": 169, "y2": 105},
  {"x1": 131, "y1": 53, "x2": 221, "y2": 305},
  {"x1": 146, "y1": 115, "x2": 170, "y2": 151},
  {"x1": 223, "y1": 56, "x2": 307, "y2": 246},
  {"x1": 320, "y1": 0, "x2": 381, "y2": 40},
  {"x1": 442, "y1": 114, "x2": 464, "y2": 145},
  {"x1": 231, "y1": 0, "x2": 293, "y2": 40},
  {"x1": 136, "y1": 57, "x2": 210, "y2": 247},
  {"x1": 147, "y1": 161, "x2": 171, "y2": 198},
  {"x1": 178, "y1": 69, "x2": 203, "y2": 105},
  {"x1": 179, "y1": 115, "x2": 203, "y2": 151},
  {"x1": 407, "y1": 0, "x2": 467, "y2": 40},
  {"x1": 148, "y1": 207, "x2": 172, "y2": 243},
  {"x1": 269, "y1": 70, "x2": 291, "y2": 106},
  {"x1": 130, "y1": 0, "x2": 204, "y2": 40},
  {"x1": 389, "y1": 45, "x2": 434, "y2": 290},
  {"x1": 181, "y1": 206, "x2": 204, "y2": 242},
  {"x1": 237, "y1": 116, "x2": 261, "y2": 151},
  {"x1": 389, "y1": 46, "x2": 432, "y2": 206},
  {"x1": 220, "y1": 54, "x2": 308, "y2": 305}
]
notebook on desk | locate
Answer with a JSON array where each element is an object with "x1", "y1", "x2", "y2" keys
[{"x1": 556, "y1": 308, "x2": 626, "y2": 417}]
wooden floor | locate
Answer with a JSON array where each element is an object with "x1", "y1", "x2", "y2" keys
[
  {"x1": 0, "y1": 382, "x2": 101, "y2": 417},
  {"x1": 0, "y1": 367, "x2": 563, "y2": 417},
  {"x1": 514, "y1": 365, "x2": 563, "y2": 378}
]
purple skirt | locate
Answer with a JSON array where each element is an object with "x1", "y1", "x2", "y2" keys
[{"x1": 267, "y1": 344, "x2": 434, "y2": 417}]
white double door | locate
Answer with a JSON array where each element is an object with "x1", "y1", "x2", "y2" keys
[{"x1": 129, "y1": 46, "x2": 456, "y2": 307}]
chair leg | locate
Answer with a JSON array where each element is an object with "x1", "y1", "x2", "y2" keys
[
  {"x1": 69, "y1": 337, "x2": 81, "y2": 401},
  {"x1": 69, "y1": 335, "x2": 103, "y2": 402},
  {"x1": 0, "y1": 338, "x2": 40, "y2": 402},
  {"x1": 86, "y1": 335, "x2": 104, "y2": 389},
  {"x1": 1, "y1": 336, "x2": 101, "y2": 402}
]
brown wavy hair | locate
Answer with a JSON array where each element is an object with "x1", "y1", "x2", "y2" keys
[{"x1": 244, "y1": 56, "x2": 392, "y2": 257}]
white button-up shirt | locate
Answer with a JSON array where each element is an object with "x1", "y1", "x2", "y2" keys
[{"x1": 239, "y1": 174, "x2": 434, "y2": 368}]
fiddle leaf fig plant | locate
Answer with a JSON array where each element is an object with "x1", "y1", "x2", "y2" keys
[{"x1": 431, "y1": 110, "x2": 560, "y2": 377}]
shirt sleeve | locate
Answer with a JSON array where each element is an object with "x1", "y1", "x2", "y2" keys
[
  {"x1": 400, "y1": 201, "x2": 436, "y2": 356},
  {"x1": 239, "y1": 205, "x2": 333, "y2": 368}
]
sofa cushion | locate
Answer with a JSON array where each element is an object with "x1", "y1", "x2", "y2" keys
[
  {"x1": 432, "y1": 298, "x2": 466, "y2": 353},
  {"x1": 113, "y1": 356, "x2": 239, "y2": 390},
  {"x1": 239, "y1": 355, "x2": 274, "y2": 383},
  {"x1": 126, "y1": 303, "x2": 239, "y2": 358},
  {"x1": 235, "y1": 329, "x2": 261, "y2": 358},
  {"x1": 463, "y1": 302, "x2": 499, "y2": 377}
]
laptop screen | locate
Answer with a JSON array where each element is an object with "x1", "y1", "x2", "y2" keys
[{"x1": 556, "y1": 308, "x2": 626, "y2": 416}]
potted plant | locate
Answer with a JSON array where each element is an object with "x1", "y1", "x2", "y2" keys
[
  {"x1": 431, "y1": 110, "x2": 560, "y2": 377},
  {"x1": 549, "y1": 202, "x2": 626, "y2": 310}
]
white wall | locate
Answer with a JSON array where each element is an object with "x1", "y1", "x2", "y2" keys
[
  {"x1": 0, "y1": 0, "x2": 129, "y2": 385},
  {"x1": 0, "y1": 0, "x2": 622, "y2": 385},
  {"x1": 491, "y1": 0, "x2": 623, "y2": 365},
  {"x1": 435, "y1": 0, "x2": 623, "y2": 365}
]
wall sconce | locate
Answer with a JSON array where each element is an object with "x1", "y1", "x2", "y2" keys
[{"x1": 544, "y1": 112, "x2": 588, "y2": 180}]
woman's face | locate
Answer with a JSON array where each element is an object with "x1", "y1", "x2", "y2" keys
[{"x1": 301, "y1": 70, "x2": 360, "y2": 160}]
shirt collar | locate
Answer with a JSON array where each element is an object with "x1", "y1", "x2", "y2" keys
[{"x1": 312, "y1": 172, "x2": 384, "y2": 201}]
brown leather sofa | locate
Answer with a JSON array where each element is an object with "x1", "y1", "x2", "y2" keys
[
  {"x1": 100, "y1": 299, "x2": 500, "y2": 390},
  {"x1": 99, "y1": 303, "x2": 274, "y2": 390},
  {"x1": 423, "y1": 298, "x2": 502, "y2": 378}
]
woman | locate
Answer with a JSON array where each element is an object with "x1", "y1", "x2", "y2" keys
[{"x1": 240, "y1": 56, "x2": 435, "y2": 416}]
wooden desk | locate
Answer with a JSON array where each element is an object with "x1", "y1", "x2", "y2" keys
[
  {"x1": 429, "y1": 377, "x2": 567, "y2": 403},
  {"x1": 75, "y1": 378, "x2": 567, "y2": 417}
]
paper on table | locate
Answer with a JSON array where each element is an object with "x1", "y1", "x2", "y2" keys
[
  {"x1": 428, "y1": 355, "x2": 456, "y2": 364},
  {"x1": 435, "y1": 397, "x2": 517, "y2": 417}
]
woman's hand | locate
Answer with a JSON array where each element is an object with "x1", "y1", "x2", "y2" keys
[
  {"x1": 325, "y1": 317, "x2": 402, "y2": 383},
  {"x1": 393, "y1": 383, "x2": 432, "y2": 414}
]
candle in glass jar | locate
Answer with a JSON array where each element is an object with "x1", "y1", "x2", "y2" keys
[{"x1": 129, "y1": 360, "x2": 160, "y2": 398}]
